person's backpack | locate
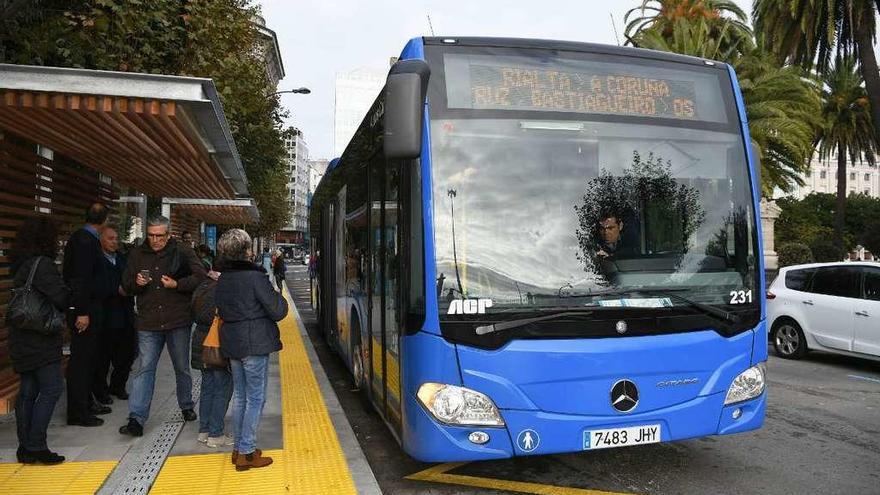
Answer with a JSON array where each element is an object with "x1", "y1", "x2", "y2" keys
[{"x1": 7, "y1": 257, "x2": 65, "y2": 335}]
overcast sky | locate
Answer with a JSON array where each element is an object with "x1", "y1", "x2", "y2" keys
[{"x1": 259, "y1": 0, "x2": 753, "y2": 159}]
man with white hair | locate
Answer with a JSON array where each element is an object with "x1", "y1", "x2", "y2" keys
[{"x1": 118, "y1": 215, "x2": 206, "y2": 437}]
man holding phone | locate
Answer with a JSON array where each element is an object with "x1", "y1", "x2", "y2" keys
[{"x1": 119, "y1": 215, "x2": 206, "y2": 437}]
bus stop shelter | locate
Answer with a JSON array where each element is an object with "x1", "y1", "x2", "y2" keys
[{"x1": 0, "y1": 63, "x2": 257, "y2": 413}]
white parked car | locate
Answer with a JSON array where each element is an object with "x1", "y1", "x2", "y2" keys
[{"x1": 767, "y1": 262, "x2": 880, "y2": 361}]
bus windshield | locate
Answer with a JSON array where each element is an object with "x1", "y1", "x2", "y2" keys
[{"x1": 428, "y1": 47, "x2": 759, "y2": 318}]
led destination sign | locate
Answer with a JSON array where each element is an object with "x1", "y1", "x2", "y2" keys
[{"x1": 466, "y1": 65, "x2": 699, "y2": 119}]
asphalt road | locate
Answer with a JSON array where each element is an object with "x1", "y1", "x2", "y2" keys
[{"x1": 286, "y1": 266, "x2": 880, "y2": 495}]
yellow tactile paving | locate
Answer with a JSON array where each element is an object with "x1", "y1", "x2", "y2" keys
[
  {"x1": 151, "y1": 450, "x2": 284, "y2": 495},
  {"x1": 0, "y1": 460, "x2": 116, "y2": 495},
  {"x1": 152, "y1": 287, "x2": 357, "y2": 494}
]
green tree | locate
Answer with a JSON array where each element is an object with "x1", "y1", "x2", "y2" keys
[
  {"x1": 775, "y1": 193, "x2": 837, "y2": 247},
  {"x1": 754, "y1": 0, "x2": 880, "y2": 148},
  {"x1": 733, "y1": 47, "x2": 821, "y2": 196},
  {"x1": 635, "y1": 16, "x2": 751, "y2": 60},
  {"x1": 844, "y1": 192, "x2": 880, "y2": 247},
  {"x1": 624, "y1": 0, "x2": 753, "y2": 53},
  {"x1": 815, "y1": 56, "x2": 876, "y2": 249},
  {"x1": 0, "y1": 0, "x2": 290, "y2": 236},
  {"x1": 777, "y1": 242, "x2": 815, "y2": 267},
  {"x1": 775, "y1": 192, "x2": 880, "y2": 252},
  {"x1": 628, "y1": 5, "x2": 821, "y2": 196},
  {"x1": 864, "y1": 217, "x2": 880, "y2": 255}
]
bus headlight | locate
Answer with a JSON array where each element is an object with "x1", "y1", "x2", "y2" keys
[
  {"x1": 417, "y1": 383, "x2": 505, "y2": 427},
  {"x1": 724, "y1": 363, "x2": 766, "y2": 405}
]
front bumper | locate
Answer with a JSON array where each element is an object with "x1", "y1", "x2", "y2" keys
[{"x1": 402, "y1": 389, "x2": 766, "y2": 462}]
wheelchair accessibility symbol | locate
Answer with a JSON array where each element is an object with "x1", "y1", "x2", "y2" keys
[{"x1": 517, "y1": 429, "x2": 540, "y2": 452}]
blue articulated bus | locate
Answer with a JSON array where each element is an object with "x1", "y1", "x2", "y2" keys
[{"x1": 309, "y1": 37, "x2": 767, "y2": 462}]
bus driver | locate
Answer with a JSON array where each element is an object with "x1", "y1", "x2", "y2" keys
[{"x1": 596, "y1": 213, "x2": 633, "y2": 260}]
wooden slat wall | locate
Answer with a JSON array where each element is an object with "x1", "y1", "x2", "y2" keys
[
  {"x1": 0, "y1": 90, "x2": 234, "y2": 200},
  {"x1": 0, "y1": 130, "x2": 119, "y2": 414}
]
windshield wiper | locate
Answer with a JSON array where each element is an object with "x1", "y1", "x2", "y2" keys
[
  {"x1": 598, "y1": 288, "x2": 741, "y2": 325},
  {"x1": 475, "y1": 310, "x2": 594, "y2": 335}
]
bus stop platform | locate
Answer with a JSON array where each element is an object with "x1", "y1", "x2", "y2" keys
[{"x1": 0, "y1": 286, "x2": 380, "y2": 494}]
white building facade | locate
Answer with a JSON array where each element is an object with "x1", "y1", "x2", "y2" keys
[
  {"x1": 307, "y1": 159, "x2": 329, "y2": 196},
  {"x1": 789, "y1": 154, "x2": 880, "y2": 199},
  {"x1": 333, "y1": 68, "x2": 385, "y2": 157},
  {"x1": 281, "y1": 128, "x2": 310, "y2": 243}
]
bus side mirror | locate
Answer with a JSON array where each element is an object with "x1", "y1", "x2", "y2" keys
[{"x1": 384, "y1": 59, "x2": 430, "y2": 160}]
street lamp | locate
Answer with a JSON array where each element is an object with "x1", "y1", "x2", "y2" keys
[{"x1": 272, "y1": 87, "x2": 311, "y2": 96}]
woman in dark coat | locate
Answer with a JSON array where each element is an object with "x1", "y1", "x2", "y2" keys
[
  {"x1": 190, "y1": 272, "x2": 233, "y2": 448},
  {"x1": 214, "y1": 229, "x2": 288, "y2": 471},
  {"x1": 9, "y1": 217, "x2": 69, "y2": 465}
]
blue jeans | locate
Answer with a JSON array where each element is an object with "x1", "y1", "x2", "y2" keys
[
  {"x1": 230, "y1": 355, "x2": 269, "y2": 454},
  {"x1": 129, "y1": 327, "x2": 194, "y2": 426},
  {"x1": 16, "y1": 361, "x2": 63, "y2": 451},
  {"x1": 199, "y1": 367, "x2": 232, "y2": 437}
]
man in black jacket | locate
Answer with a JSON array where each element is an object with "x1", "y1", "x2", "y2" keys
[
  {"x1": 62, "y1": 203, "x2": 109, "y2": 427},
  {"x1": 119, "y1": 215, "x2": 206, "y2": 437},
  {"x1": 93, "y1": 226, "x2": 136, "y2": 402}
]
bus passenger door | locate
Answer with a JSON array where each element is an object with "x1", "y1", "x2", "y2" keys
[
  {"x1": 383, "y1": 161, "x2": 402, "y2": 429},
  {"x1": 368, "y1": 154, "x2": 403, "y2": 430},
  {"x1": 321, "y1": 203, "x2": 337, "y2": 347},
  {"x1": 369, "y1": 155, "x2": 384, "y2": 410}
]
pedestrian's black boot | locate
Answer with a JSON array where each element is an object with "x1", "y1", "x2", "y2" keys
[
  {"x1": 16, "y1": 446, "x2": 36, "y2": 464},
  {"x1": 67, "y1": 416, "x2": 104, "y2": 427},
  {"x1": 32, "y1": 450, "x2": 65, "y2": 465},
  {"x1": 89, "y1": 402, "x2": 112, "y2": 415},
  {"x1": 119, "y1": 418, "x2": 143, "y2": 437},
  {"x1": 181, "y1": 409, "x2": 197, "y2": 421}
]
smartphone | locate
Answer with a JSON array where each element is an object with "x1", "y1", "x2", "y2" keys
[{"x1": 139, "y1": 269, "x2": 151, "y2": 281}]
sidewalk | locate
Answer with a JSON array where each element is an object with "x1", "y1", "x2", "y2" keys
[{"x1": 0, "y1": 283, "x2": 380, "y2": 494}]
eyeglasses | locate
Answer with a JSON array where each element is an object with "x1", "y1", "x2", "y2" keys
[{"x1": 147, "y1": 233, "x2": 169, "y2": 239}]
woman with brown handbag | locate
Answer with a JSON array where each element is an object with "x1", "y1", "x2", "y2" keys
[{"x1": 190, "y1": 269, "x2": 233, "y2": 449}]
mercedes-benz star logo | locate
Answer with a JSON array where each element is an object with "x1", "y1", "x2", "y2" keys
[
  {"x1": 615, "y1": 320, "x2": 628, "y2": 334},
  {"x1": 610, "y1": 379, "x2": 639, "y2": 412}
]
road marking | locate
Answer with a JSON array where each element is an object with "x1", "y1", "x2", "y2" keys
[
  {"x1": 407, "y1": 462, "x2": 633, "y2": 495},
  {"x1": 847, "y1": 374, "x2": 880, "y2": 384}
]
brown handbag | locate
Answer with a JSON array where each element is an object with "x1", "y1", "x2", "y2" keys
[{"x1": 202, "y1": 315, "x2": 228, "y2": 368}]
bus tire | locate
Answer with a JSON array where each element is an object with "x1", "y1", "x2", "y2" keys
[
  {"x1": 350, "y1": 317, "x2": 372, "y2": 411},
  {"x1": 772, "y1": 318, "x2": 807, "y2": 359}
]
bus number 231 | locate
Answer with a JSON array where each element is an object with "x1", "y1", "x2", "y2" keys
[{"x1": 729, "y1": 290, "x2": 753, "y2": 304}]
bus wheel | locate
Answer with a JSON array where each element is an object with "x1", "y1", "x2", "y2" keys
[
  {"x1": 773, "y1": 319, "x2": 807, "y2": 359},
  {"x1": 351, "y1": 319, "x2": 372, "y2": 411}
]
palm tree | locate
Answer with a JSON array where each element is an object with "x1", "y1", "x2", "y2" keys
[
  {"x1": 624, "y1": 0, "x2": 753, "y2": 53},
  {"x1": 636, "y1": 19, "x2": 821, "y2": 196},
  {"x1": 816, "y1": 56, "x2": 877, "y2": 249},
  {"x1": 734, "y1": 47, "x2": 822, "y2": 196},
  {"x1": 636, "y1": 16, "x2": 751, "y2": 60},
  {"x1": 754, "y1": 0, "x2": 880, "y2": 148}
]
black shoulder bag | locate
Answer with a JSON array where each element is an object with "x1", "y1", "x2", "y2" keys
[{"x1": 8, "y1": 257, "x2": 65, "y2": 335}]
